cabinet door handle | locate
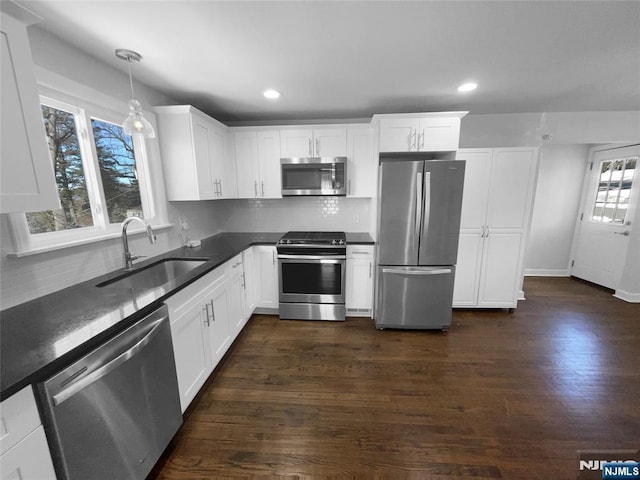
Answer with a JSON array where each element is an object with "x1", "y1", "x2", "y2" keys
[
  {"x1": 316, "y1": 137, "x2": 320, "y2": 156},
  {"x1": 272, "y1": 250, "x2": 275, "y2": 265},
  {"x1": 261, "y1": 181, "x2": 265, "y2": 197},
  {"x1": 218, "y1": 179, "x2": 223, "y2": 197},
  {"x1": 203, "y1": 303, "x2": 211, "y2": 326},
  {"x1": 254, "y1": 180, "x2": 258, "y2": 197},
  {"x1": 308, "y1": 138, "x2": 313, "y2": 156},
  {"x1": 348, "y1": 179, "x2": 351, "y2": 195},
  {"x1": 209, "y1": 300, "x2": 215, "y2": 322},
  {"x1": 369, "y1": 262, "x2": 372, "y2": 278},
  {"x1": 241, "y1": 272, "x2": 246, "y2": 289}
]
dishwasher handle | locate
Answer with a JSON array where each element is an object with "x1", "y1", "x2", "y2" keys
[{"x1": 52, "y1": 316, "x2": 166, "y2": 406}]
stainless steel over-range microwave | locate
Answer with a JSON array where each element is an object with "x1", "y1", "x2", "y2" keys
[{"x1": 281, "y1": 157, "x2": 347, "y2": 196}]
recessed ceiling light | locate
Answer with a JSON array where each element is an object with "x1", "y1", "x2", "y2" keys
[
  {"x1": 458, "y1": 82, "x2": 478, "y2": 93},
  {"x1": 263, "y1": 89, "x2": 281, "y2": 99}
]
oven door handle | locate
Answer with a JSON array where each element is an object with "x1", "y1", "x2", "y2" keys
[{"x1": 278, "y1": 254, "x2": 346, "y2": 261}]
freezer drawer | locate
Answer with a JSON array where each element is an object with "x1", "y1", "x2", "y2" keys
[{"x1": 375, "y1": 266, "x2": 455, "y2": 330}]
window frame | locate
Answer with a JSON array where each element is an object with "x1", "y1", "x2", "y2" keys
[{"x1": 8, "y1": 87, "x2": 169, "y2": 256}]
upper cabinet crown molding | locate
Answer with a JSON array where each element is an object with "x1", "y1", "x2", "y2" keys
[
  {"x1": 1, "y1": 6, "x2": 60, "y2": 213},
  {"x1": 373, "y1": 111, "x2": 468, "y2": 153}
]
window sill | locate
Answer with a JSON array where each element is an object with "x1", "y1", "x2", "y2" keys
[{"x1": 6, "y1": 223, "x2": 174, "y2": 258}]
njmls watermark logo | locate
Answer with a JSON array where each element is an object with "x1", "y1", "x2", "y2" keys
[{"x1": 577, "y1": 450, "x2": 640, "y2": 480}]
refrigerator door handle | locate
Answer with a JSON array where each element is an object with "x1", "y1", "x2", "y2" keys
[
  {"x1": 422, "y1": 171, "x2": 431, "y2": 238},
  {"x1": 382, "y1": 268, "x2": 452, "y2": 275},
  {"x1": 415, "y1": 172, "x2": 423, "y2": 245}
]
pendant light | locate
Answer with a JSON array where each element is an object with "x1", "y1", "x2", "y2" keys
[{"x1": 115, "y1": 49, "x2": 155, "y2": 138}]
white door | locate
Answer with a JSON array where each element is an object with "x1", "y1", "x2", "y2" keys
[
  {"x1": 313, "y1": 128, "x2": 347, "y2": 157},
  {"x1": 169, "y1": 297, "x2": 212, "y2": 412},
  {"x1": 234, "y1": 132, "x2": 258, "y2": 198},
  {"x1": 255, "y1": 246, "x2": 279, "y2": 308},
  {"x1": 572, "y1": 145, "x2": 639, "y2": 289},
  {"x1": 280, "y1": 129, "x2": 313, "y2": 157},
  {"x1": 346, "y1": 127, "x2": 375, "y2": 197},
  {"x1": 257, "y1": 130, "x2": 282, "y2": 198}
]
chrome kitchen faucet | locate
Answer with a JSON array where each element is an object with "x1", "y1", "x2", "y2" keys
[{"x1": 121, "y1": 216, "x2": 157, "y2": 270}]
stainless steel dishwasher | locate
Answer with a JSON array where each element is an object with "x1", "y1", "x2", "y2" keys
[{"x1": 37, "y1": 305, "x2": 182, "y2": 480}]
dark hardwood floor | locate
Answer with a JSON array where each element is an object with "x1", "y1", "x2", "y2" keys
[{"x1": 151, "y1": 277, "x2": 639, "y2": 479}]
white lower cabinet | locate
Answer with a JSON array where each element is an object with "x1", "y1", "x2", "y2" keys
[
  {"x1": 254, "y1": 245, "x2": 279, "y2": 310},
  {"x1": 0, "y1": 387, "x2": 56, "y2": 480},
  {"x1": 207, "y1": 279, "x2": 232, "y2": 365},
  {"x1": 226, "y1": 254, "x2": 247, "y2": 336},
  {"x1": 166, "y1": 257, "x2": 247, "y2": 412},
  {"x1": 242, "y1": 247, "x2": 256, "y2": 318},
  {"x1": 346, "y1": 246, "x2": 374, "y2": 316}
]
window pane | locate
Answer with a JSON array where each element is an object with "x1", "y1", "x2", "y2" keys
[
  {"x1": 91, "y1": 119, "x2": 143, "y2": 223},
  {"x1": 26, "y1": 105, "x2": 93, "y2": 234},
  {"x1": 591, "y1": 157, "x2": 637, "y2": 225}
]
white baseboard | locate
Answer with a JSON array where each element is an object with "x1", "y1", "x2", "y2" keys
[
  {"x1": 613, "y1": 290, "x2": 640, "y2": 303},
  {"x1": 524, "y1": 269, "x2": 570, "y2": 277}
]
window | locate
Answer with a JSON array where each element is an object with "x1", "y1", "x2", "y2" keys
[
  {"x1": 591, "y1": 156, "x2": 637, "y2": 224},
  {"x1": 8, "y1": 91, "x2": 166, "y2": 255}
]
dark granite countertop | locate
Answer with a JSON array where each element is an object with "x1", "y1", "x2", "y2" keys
[
  {"x1": 0, "y1": 232, "x2": 283, "y2": 400},
  {"x1": 346, "y1": 233, "x2": 375, "y2": 244}
]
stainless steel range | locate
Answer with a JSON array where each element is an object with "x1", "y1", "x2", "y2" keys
[{"x1": 277, "y1": 231, "x2": 346, "y2": 321}]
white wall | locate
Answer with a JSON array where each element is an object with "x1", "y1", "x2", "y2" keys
[
  {"x1": 460, "y1": 111, "x2": 640, "y2": 148},
  {"x1": 524, "y1": 145, "x2": 589, "y2": 275},
  {"x1": 460, "y1": 112, "x2": 640, "y2": 277}
]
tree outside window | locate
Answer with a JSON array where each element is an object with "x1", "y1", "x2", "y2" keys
[{"x1": 26, "y1": 102, "x2": 143, "y2": 235}]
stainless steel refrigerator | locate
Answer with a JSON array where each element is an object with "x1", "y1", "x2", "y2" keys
[{"x1": 375, "y1": 155, "x2": 465, "y2": 330}]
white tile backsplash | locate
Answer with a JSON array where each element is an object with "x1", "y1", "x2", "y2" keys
[
  {"x1": 0, "y1": 197, "x2": 373, "y2": 310},
  {"x1": 224, "y1": 197, "x2": 372, "y2": 232}
]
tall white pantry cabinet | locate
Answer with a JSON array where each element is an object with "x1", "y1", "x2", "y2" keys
[{"x1": 453, "y1": 148, "x2": 539, "y2": 309}]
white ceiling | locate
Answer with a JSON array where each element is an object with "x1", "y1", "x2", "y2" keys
[{"x1": 16, "y1": 0, "x2": 640, "y2": 123}]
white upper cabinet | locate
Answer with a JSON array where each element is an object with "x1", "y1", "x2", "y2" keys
[
  {"x1": 233, "y1": 129, "x2": 281, "y2": 199},
  {"x1": 375, "y1": 112, "x2": 467, "y2": 153},
  {"x1": 155, "y1": 105, "x2": 235, "y2": 201},
  {"x1": 346, "y1": 126, "x2": 376, "y2": 197},
  {"x1": 0, "y1": 8, "x2": 59, "y2": 213},
  {"x1": 280, "y1": 127, "x2": 347, "y2": 158}
]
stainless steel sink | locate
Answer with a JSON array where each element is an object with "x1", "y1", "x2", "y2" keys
[{"x1": 97, "y1": 258, "x2": 209, "y2": 289}]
